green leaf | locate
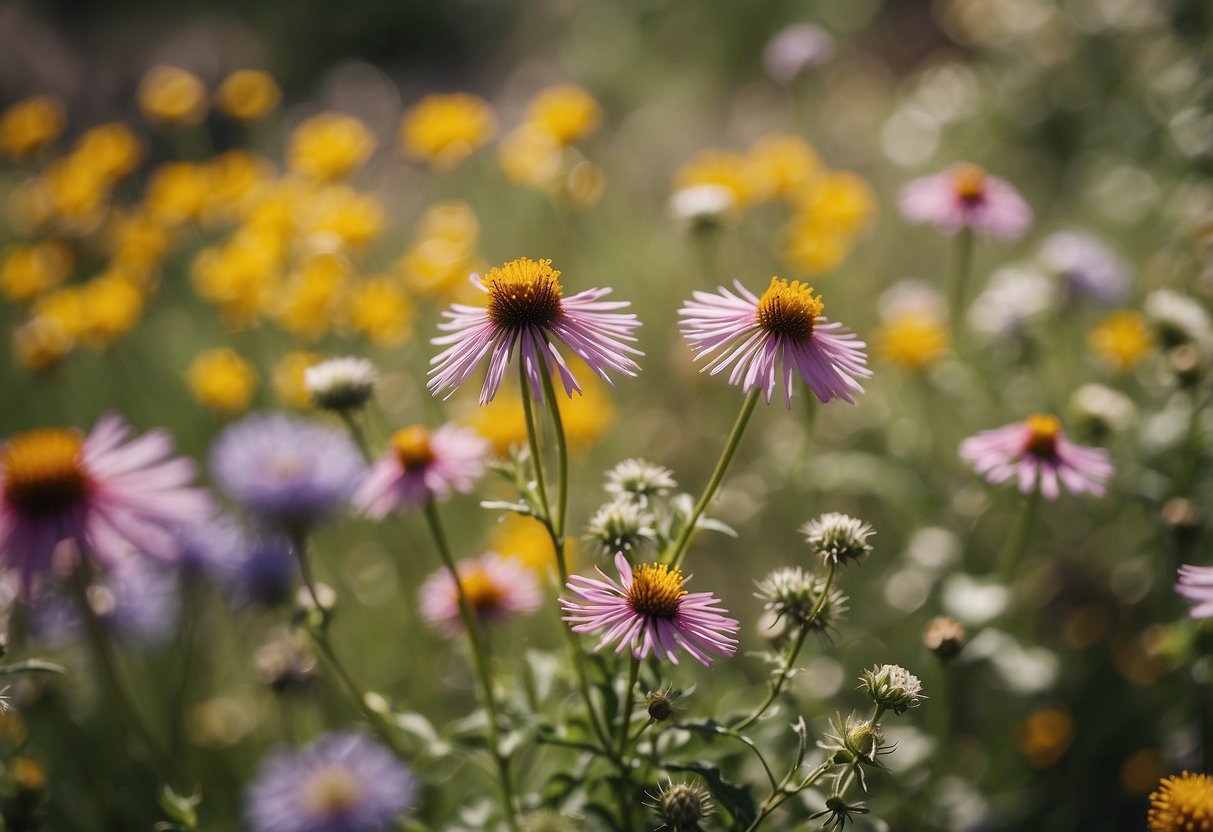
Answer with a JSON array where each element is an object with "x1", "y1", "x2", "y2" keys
[{"x1": 0, "y1": 659, "x2": 66, "y2": 676}]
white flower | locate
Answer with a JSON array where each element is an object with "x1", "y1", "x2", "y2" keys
[
  {"x1": 802, "y1": 512, "x2": 875, "y2": 566},
  {"x1": 304, "y1": 356, "x2": 378, "y2": 411},
  {"x1": 668, "y1": 184, "x2": 737, "y2": 229},
  {"x1": 1069, "y1": 383, "x2": 1136, "y2": 435},
  {"x1": 1145, "y1": 289, "x2": 1213, "y2": 350},
  {"x1": 967, "y1": 265, "x2": 1055, "y2": 339},
  {"x1": 585, "y1": 500, "x2": 655, "y2": 558},
  {"x1": 604, "y1": 459, "x2": 677, "y2": 506},
  {"x1": 861, "y1": 664, "x2": 925, "y2": 714}
]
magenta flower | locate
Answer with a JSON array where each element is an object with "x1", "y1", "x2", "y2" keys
[
  {"x1": 0, "y1": 415, "x2": 212, "y2": 595},
  {"x1": 428, "y1": 257, "x2": 642, "y2": 404},
  {"x1": 560, "y1": 552, "x2": 740, "y2": 666},
  {"x1": 354, "y1": 424, "x2": 488, "y2": 517},
  {"x1": 1176, "y1": 565, "x2": 1213, "y2": 618},
  {"x1": 419, "y1": 552, "x2": 542, "y2": 637},
  {"x1": 900, "y1": 163, "x2": 1032, "y2": 242},
  {"x1": 960, "y1": 413, "x2": 1113, "y2": 500},
  {"x1": 678, "y1": 277, "x2": 870, "y2": 407}
]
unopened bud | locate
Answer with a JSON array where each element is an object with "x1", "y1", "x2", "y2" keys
[{"x1": 923, "y1": 616, "x2": 967, "y2": 661}]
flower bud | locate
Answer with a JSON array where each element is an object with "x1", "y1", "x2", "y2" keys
[
  {"x1": 304, "y1": 356, "x2": 377, "y2": 411},
  {"x1": 585, "y1": 499, "x2": 655, "y2": 558},
  {"x1": 604, "y1": 458, "x2": 677, "y2": 506},
  {"x1": 860, "y1": 663, "x2": 925, "y2": 715},
  {"x1": 923, "y1": 616, "x2": 967, "y2": 662},
  {"x1": 650, "y1": 780, "x2": 711, "y2": 831},
  {"x1": 802, "y1": 513, "x2": 874, "y2": 566},
  {"x1": 646, "y1": 689, "x2": 677, "y2": 722},
  {"x1": 844, "y1": 719, "x2": 881, "y2": 760}
]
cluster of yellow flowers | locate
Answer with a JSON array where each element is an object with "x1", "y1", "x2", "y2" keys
[
  {"x1": 395, "y1": 201, "x2": 486, "y2": 302},
  {"x1": 672, "y1": 133, "x2": 875, "y2": 275},
  {"x1": 497, "y1": 84, "x2": 605, "y2": 207}
]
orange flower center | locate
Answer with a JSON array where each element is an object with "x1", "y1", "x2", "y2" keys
[
  {"x1": 484, "y1": 257, "x2": 563, "y2": 329},
  {"x1": 392, "y1": 425, "x2": 435, "y2": 471},
  {"x1": 1022, "y1": 413, "x2": 1061, "y2": 458},
  {"x1": 1149, "y1": 771, "x2": 1213, "y2": 832},
  {"x1": 627, "y1": 563, "x2": 686, "y2": 619},
  {"x1": 952, "y1": 163, "x2": 987, "y2": 203},
  {"x1": 460, "y1": 568, "x2": 508, "y2": 616},
  {"x1": 2, "y1": 429, "x2": 88, "y2": 516},
  {"x1": 302, "y1": 767, "x2": 364, "y2": 817},
  {"x1": 755, "y1": 276, "x2": 824, "y2": 341}
]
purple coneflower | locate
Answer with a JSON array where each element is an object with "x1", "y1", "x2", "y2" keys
[
  {"x1": 210, "y1": 413, "x2": 365, "y2": 533},
  {"x1": 419, "y1": 552, "x2": 542, "y2": 637},
  {"x1": 900, "y1": 163, "x2": 1032, "y2": 242},
  {"x1": 678, "y1": 277, "x2": 870, "y2": 407},
  {"x1": 30, "y1": 561, "x2": 180, "y2": 649},
  {"x1": 1176, "y1": 565, "x2": 1213, "y2": 618},
  {"x1": 354, "y1": 424, "x2": 488, "y2": 517},
  {"x1": 0, "y1": 414, "x2": 212, "y2": 595},
  {"x1": 960, "y1": 414, "x2": 1113, "y2": 500},
  {"x1": 560, "y1": 552, "x2": 740, "y2": 666},
  {"x1": 427, "y1": 257, "x2": 642, "y2": 404},
  {"x1": 246, "y1": 731, "x2": 416, "y2": 832}
]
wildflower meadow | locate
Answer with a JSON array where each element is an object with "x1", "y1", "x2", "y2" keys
[{"x1": 1, "y1": 1, "x2": 1212, "y2": 830}]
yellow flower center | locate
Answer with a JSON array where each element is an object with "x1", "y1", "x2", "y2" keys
[
  {"x1": 627, "y1": 563, "x2": 687, "y2": 619},
  {"x1": 392, "y1": 425, "x2": 435, "y2": 471},
  {"x1": 460, "y1": 567, "x2": 508, "y2": 616},
  {"x1": 875, "y1": 314, "x2": 948, "y2": 372},
  {"x1": 1022, "y1": 413, "x2": 1061, "y2": 458},
  {"x1": 755, "y1": 277, "x2": 824, "y2": 341},
  {"x1": 302, "y1": 767, "x2": 364, "y2": 817},
  {"x1": 952, "y1": 163, "x2": 987, "y2": 203},
  {"x1": 1149, "y1": 772, "x2": 1213, "y2": 832},
  {"x1": 2, "y1": 429, "x2": 89, "y2": 516},
  {"x1": 484, "y1": 257, "x2": 564, "y2": 329}
]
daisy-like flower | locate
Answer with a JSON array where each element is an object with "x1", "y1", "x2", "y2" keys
[
  {"x1": 559, "y1": 552, "x2": 739, "y2": 666},
  {"x1": 304, "y1": 356, "x2": 377, "y2": 412},
  {"x1": 210, "y1": 413, "x2": 366, "y2": 533},
  {"x1": 960, "y1": 413, "x2": 1113, "y2": 500},
  {"x1": 427, "y1": 257, "x2": 642, "y2": 404},
  {"x1": 418, "y1": 552, "x2": 542, "y2": 636},
  {"x1": 678, "y1": 277, "x2": 870, "y2": 407},
  {"x1": 899, "y1": 162, "x2": 1032, "y2": 242},
  {"x1": 246, "y1": 732, "x2": 416, "y2": 832},
  {"x1": 0, "y1": 415, "x2": 212, "y2": 595},
  {"x1": 354, "y1": 424, "x2": 488, "y2": 517},
  {"x1": 1176, "y1": 565, "x2": 1213, "y2": 619}
]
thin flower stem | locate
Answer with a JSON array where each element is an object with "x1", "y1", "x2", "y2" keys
[
  {"x1": 339, "y1": 410, "x2": 374, "y2": 463},
  {"x1": 743, "y1": 758, "x2": 833, "y2": 832},
  {"x1": 732, "y1": 563, "x2": 836, "y2": 732},
  {"x1": 422, "y1": 499, "x2": 521, "y2": 832},
  {"x1": 520, "y1": 361, "x2": 553, "y2": 534},
  {"x1": 616, "y1": 655, "x2": 640, "y2": 761},
  {"x1": 998, "y1": 479, "x2": 1042, "y2": 584},
  {"x1": 949, "y1": 227, "x2": 974, "y2": 341},
  {"x1": 289, "y1": 531, "x2": 329, "y2": 629},
  {"x1": 307, "y1": 629, "x2": 410, "y2": 760},
  {"x1": 667, "y1": 390, "x2": 760, "y2": 570},
  {"x1": 627, "y1": 717, "x2": 655, "y2": 745},
  {"x1": 538, "y1": 366, "x2": 570, "y2": 542}
]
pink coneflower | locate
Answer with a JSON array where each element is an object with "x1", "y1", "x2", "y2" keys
[
  {"x1": 678, "y1": 277, "x2": 870, "y2": 407},
  {"x1": 428, "y1": 257, "x2": 642, "y2": 404},
  {"x1": 419, "y1": 552, "x2": 542, "y2": 636},
  {"x1": 960, "y1": 413, "x2": 1113, "y2": 500},
  {"x1": 353, "y1": 424, "x2": 488, "y2": 517},
  {"x1": 1176, "y1": 565, "x2": 1213, "y2": 618},
  {"x1": 900, "y1": 163, "x2": 1032, "y2": 242},
  {"x1": 560, "y1": 552, "x2": 740, "y2": 666},
  {"x1": 0, "y1": 415, "x2": 212, "y2": 595}
]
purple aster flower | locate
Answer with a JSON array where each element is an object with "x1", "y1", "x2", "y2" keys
[
  {"x1": 31, "y1": 562, "x2": 179, "y2": 650},
  {"x1": 0, "y1": 414, "x2": 213, "y2": 596},
  {"x1": 179, "y1": 515, "x2": 297, "y2": 605},
  {"x1": 1038, "y1": 230, "x2": 1130, "y2": 304},
  {"x1": 678, "y1": 277, "x2": 870, "y2": 407},
  {"x1": 427, "y1": 257, "x2": 642, "y2": 404},
  {"x1": 763, "y1": 23, "x2": 836, "y2": 83},
  {"x1": 900, "y1": 163, "x2": 1032, "y2": 242},
  {"x1": 1177, "y1": 565, "x2": 1213, "y2": 618},
  {"x1": 560, "y1": 552, "x2": 740, "y2": 666},
  {"x1": 418, "y1": 552, "x2": 542, "y2": 637},
  {"x1": 354, "y1": 424, "x2": 488, "y2": 518},
  {"x1": 960, "y1": 413, "x2": 1113, "y2": 500},
  {"x1": 210, "y1": 413, "x2": 365, "y2": 533},
  {"x1": 246, "y1": 731, "x2": 416, "y2": 832}
]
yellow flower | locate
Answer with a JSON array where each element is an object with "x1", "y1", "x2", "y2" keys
[
  {"x1": 288, "y1": 113, "x2": 376, "y2": 181},
  {"x1": 747, "y1": 134, "x2": 821, "y2": 199},
  {"x1": 1015, "y1": 705, "x2": 1074, "y2": 769},
  {"x1": 1149, "y1": 772, "x2": 1213, "y2": 832},
  {"x1": 673, "y1": 149, "x2": 774, "y2": 210},
  {"x1": 186, "y1": 348, "x2": 258, "y2": 415},
  {"x1": 191, "y1": 232, "x2": 283, "y2": 327},
  {"x1": 214, "y1": 69, "x2": 281, "y2": 122},
  {"x1": 347, "y1": 276, "x2": 414, "y2": 345},
  {"x1": 300, "y1": 185, "x2": 385, "y2": 250},
  {"x1": 396, "y1": 239, "x2": 480, "y2": 299},
  {"x1": 40, "y1": 156, "x2": 110, "y2": 225},
  {"x1": 204, "y1": 150, "x2": 271, "y2": 224},
  {"x1": 498, "y1": 125, "x2": 563, "y2": 190},
  {"x1": 145, "y1": 162, "x2": 211, "y2": 226},
  {"x1": 77, "y1": 271, "x2": 144, "y2": 348},
  {"x1": 13, "y1": 316, "x2": 73, "y2": 372},
  {"x1": 525, "y1": 84, "x2": 602, "y2": 146},
  {"x1": 1089, "y1": 310, "x2": 1152, "y2": 372},
  {"x1": 419, "y1": 200, "x2": 480, "y2": 247},
  {"x1": 138, "y1": 66, "x2": 207, "y2": 125},
  {"x1": 0, "y1": 242, "x2": 73, "y2": 303},
  {"x1": 273, "y1": 253, "x2": 349, "y2": 341},
  {"x1": 400, "y1": 93, "x2": 497, "y2": 170},
  {"x1": 781, "y1": 216, "x2": 856, "y2": 275},
  {"x1": 0, "y1": 96, "x2": 65, "y2": 160},
  {"x1": 106, "y1": 209, "x2": 172, "y2": 271},
  {"x1": 272, "y1": 351, "x2": 322, "y2": 408},
  {"x1": 241, "y1": 178, "x2": 306, "y2": 246},
  {"x1": 874, "y1": 311, "x2": 949, "y2": 372},
  {"x1": 33, "y1": 286, "x2": 86, "y2": 340},
  {"x1": 74, "y1": 122, "x2": 143, "y2": 183},
  {"x1": 488, "y1": 513, "x2": 579, "y2": 575},
  {"x1": 793, "y1": 170, "x2": 876, "y2": 233},
  {"x1": 565, "y1": 161, "x2": 606, "y2": 210}
]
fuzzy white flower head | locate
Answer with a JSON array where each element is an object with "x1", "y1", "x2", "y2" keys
[
  {"x1": 755, "y1": 566, "x2": 848, "y2": 629},
  {"x1": 585, "y1": 500, "x2": 655, "y2": 558},
  {"x1": 802, "y1": 512, "x2": 874, "y2": 566},
  {"x1": 604, "y1": 458, "x2": 677, "y2": 506},
  {"x1": 1144, "y1": 289, "x2": 1213, "y2": 351},
  {"x1": 861, "y1": 663, "x2": 925, "y2": 715},
  {"x1": 668, "y1": 184, "x2": 738, "y2": 229},
  {"x1": 305, "y1": 356, "x2": 378, "y2": 411},
  {"x1": 1069, "y1": 383, "x2": 1137, "y2": 436},
  {"x1": 967, "y1": 265, "x2": 1055, "y2": 339}
]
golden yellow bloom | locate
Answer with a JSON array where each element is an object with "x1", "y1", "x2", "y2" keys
[
  {"x1": 781, "y1": 217, "x2": 856, "y2": 275},
  {"x1": 488, "y1": 513, "x2": 579, "y2": 575},
  {"x1": 673, "y1": 149, "x2": 774, "y2": 210},
  {"x1": 77, "y1": 271, "x2": 144, "y2": 348},
  {"x1": 33, "y1": 285, "x2": 86, "y2": 340},
  {"x1": 106, "y1": 209, "x2": 172, "y2": 271},
  {"x1": 0, "y1": 96, "x2": 65, "y2": 160},
  {"x1": 145, "y1": 162, "x2": 211, "y2": 226},
  {"x1": 214, "y1": 69, "x2": 281, "y2": 122},
  {"x1": 300, "y1": 185, "x2": 385, "y2": 250},
  {"x1": 186, "y1": 348, "x2": 258, "y2": 415},
  {"x1": 1015, "y1": 705, "x2": 1074, "y2": 769},
  {"x1": 419, "y1": 200, "x2": 480, "y2": 246},
  {"x1": 1149, "y1": 772, "x2": 1213, "y2": 832},
  {"x1": 793, "y1": 171, "x2": 876, "y2": 232},
  {"x1": 5, "y1": 177, "x2": 57, "y2": 233},
  {"x1": 0, "y1": 242, "x2": 73, "y2": 303},
  {"x1": 1089, "y1": 310, "x2": 1152, "y2": 372},
  {"x1": 747, "y1": 134, "x2": 821, "y2": 199},
  {"x1": 400, "y1": 93, "x2": 497, "y2": 170},
  {"x1": 74, "y1": 122, "x2": 143, "y2": 183},
  {"x1": 397, "y1": 239, "x2": 477, "y2": 299},
  {"x1": 875, "y1": 311, "x2": 949, "y2": 372},
  {"x1": 288, "y1": 113, "x2": 376, "y2": 181},
  {"x1": 240, "y1": 178, "x2": 306, "y2": 246},
  {"x1": 191, "y1": 232, "x2": 283, "y2": 327},
  {"x1": 40, "y1": 156, "x2": 110, "y2": 225},
  {"x1": 204, "y1": 150, "x2": 271, "y2": 224},
  {"x1": 347, "y1": 276, "x2": 414, "y2": 345},
  {"x1": 138, "y1": 65, "x2": 207, "y2": 125},
  {"x1": 272, "y1": 351, "x2": 322, "y2": 408},
  {"x1": 526, "y1": 84, "x2": 602, "y2": 146},
  {"x1": 498, "y1": 125, "x2": 563, "y2": 190},
  {"x1": 13, "y1": 316, "x2": 73, "y2": 372},
  {"x1": 273, "y1": 253, "x2": 349, "y2": 341},
  {"x1": 565, "y1": 161, "x2": 606, "y2": 210}
]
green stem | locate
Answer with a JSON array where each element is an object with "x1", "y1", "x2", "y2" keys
[
  {"x1": 616, "y1": 656, "x2": 640, "y2": 761},
  {"x1": 520, "y1": 360, "x2": 553, "y2": 537},
  {"x1": 743, "y1": 758, "x2": 833, "y2": 832},
  {"x1": 308, "y1": 629, "x2": 409, "y2": 760},
  {"x1": 998, "y1": 480, "x2": 1042, "y2": 584},
  {"x1": 422, "y1": 500, "x2": 521, "y2": 832},
  {"x1": 538, "y1": 364, "x2": 570, "y2": 542},
  {"x1": 289, "y1": 531, "x2": 329, "y2": 629},
  {"x1": 339, "y1": 410, "x2": 374, "y2": 463},
  {"x1": 949, "y1": 228, "x2": 974, "y2": 342},
  {"x1": 667, "y1": 390, "x2": 760, "y2": 569}
]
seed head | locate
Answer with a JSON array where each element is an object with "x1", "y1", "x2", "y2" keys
[
  {"x1": 802, "y1": 513, "x2": 874, "y2": 566},
  {"x1": 860, "y1": 663, "x2": 925, "y2": 715}
]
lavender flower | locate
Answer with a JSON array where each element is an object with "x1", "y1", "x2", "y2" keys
[
  {"x1": 762, "y1": 23, "x2": 836, "y2": 83},
  {"x1": 30, "y1": 562, "x2": 179, "y2": 649},
  {"x1": 960, "y1": 414, "x2": 1113, "y2": 499},
  {"x1": 1038, "y1": 230, "x2": 1129, "y2": 304},
  {"x1": 1176, "y1": 565, "x2": 1213, "y2": 618}
]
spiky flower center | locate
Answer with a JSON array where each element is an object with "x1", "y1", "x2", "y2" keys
[
  {"x1": 755, "y1": 277, "x2": 824, "y2": 341},
  {"x1": 2, "y1": 429, "x2": 88, "y2": 516},
  {"x1": 460, "y1": 568, "x2": 508, "y2": 615},
  {"x1": 485, "y1": 257, "x2": 564, "y2": 329},
  {"x1": 302, "y1": 766, "x2": 364, "y2": 817},
  {"x1": 392, "y1": 425, "x2": 435, "y2": 471},
  {"x1": 1022, "y1": 413, "x2": 1061, "y2": 458},
  {"x1": 952, "y1": 163, "x2": 987, "y2": 203},
  {"x1": 628, "y1": 563, "x2": 686, "y2": 619},
  {"x1": 1149, "y1": 772, "x2": 1213, "y2": 832}
]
